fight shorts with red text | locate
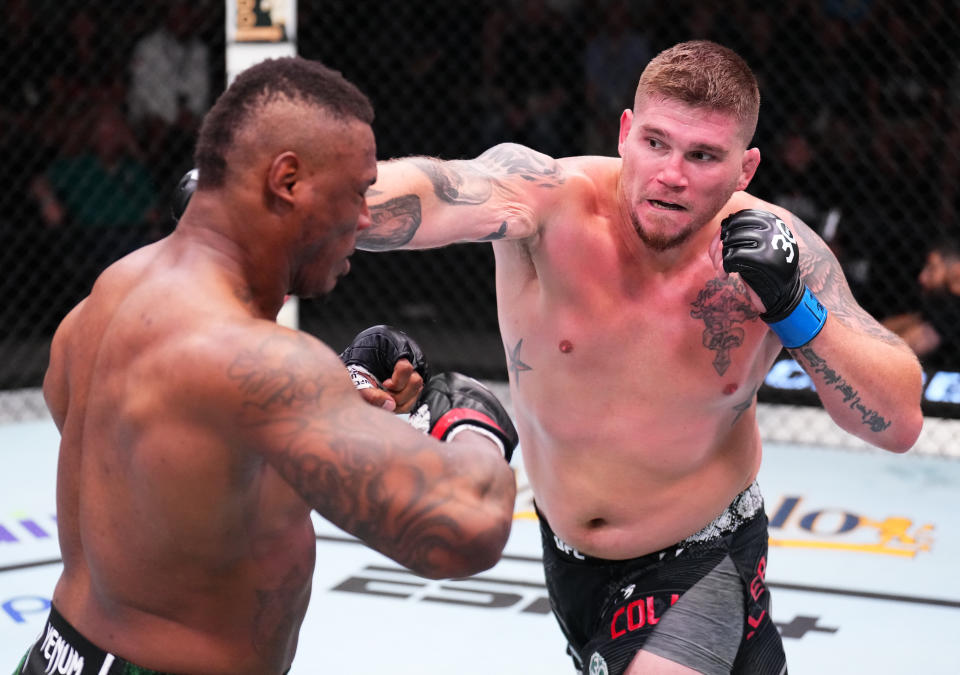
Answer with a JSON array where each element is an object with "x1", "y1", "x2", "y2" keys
[{"x1": 539, "y1": 482, "x2": 787, "y2": 675}]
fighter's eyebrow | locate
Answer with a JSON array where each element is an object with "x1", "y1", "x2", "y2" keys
[{"x1": 641, "y1": 124, "x2": 728, "y2": 157}]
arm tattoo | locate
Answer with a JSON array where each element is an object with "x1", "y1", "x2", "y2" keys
[
  {"x1": 411, "y1": 157, "x2": 493, "y2": 205},
  {"x1": 363, "y1": 194, "x2": 422, "y2": 250},
  {"x1": 479, "y1": 221, "x2": 509, "y2": 241},
  {"x1": 365, "y1": 144, "x2": 562, "y2": 249},
  {"x1": 227, "y1": 334, "x2": 506, "y2": 577},
  {"x1": 475, "y1": 144, "x2": 566, "y2": 188},
  {"x1": 790, "y1": 214, "x2": 903, "y2": 345},
  {"x1": 412, "y1": 144, "x2": 566, "y2": 207},
  {"x1": 690, "y1": 277, "x2": 760, "y2": 375},
  {"x1": 794, "y1": 344, "x2": 892, "y2": 433},
  {"x1": 507, "y1": 338, "x2": 533, "y2": 386}
]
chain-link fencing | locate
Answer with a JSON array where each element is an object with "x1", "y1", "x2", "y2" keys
[{"x1": 2, "y1": 0, "x2": 958, "y2": 451}]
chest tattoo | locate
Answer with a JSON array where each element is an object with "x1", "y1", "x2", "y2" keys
[
  {"x1": 508, "y1": 338, "x2": 533, "y2": 385},
  {"x1": 731, "y1": 385, "x2": 759, "y2": 426},
  {"x1": 689, "y1": 277, "x2": 760, "y2": 375}
]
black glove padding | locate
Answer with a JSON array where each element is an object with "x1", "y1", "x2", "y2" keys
[
  {"x1": 409, "y1": 372, "x2": 518, "y2": 464},
  {"x1": 720, "y1": 209, "x2": 804, "y2": 322},
  {"x1": 171, "y1": 168, "x2": 198, "y2": 223},
  {"x1": 339, "y1": 324, "x2": 429, "y2": 387}
]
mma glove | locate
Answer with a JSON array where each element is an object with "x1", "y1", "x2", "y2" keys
[
  {"x1": 408, "y1": 372, "x2": 519, "y2": 464},
  {"x1": 339, "y1": 324, "x2": 430, "y2": 391},
  {"x1": 720, "y1": 209, "x2": 827, "y2": 349}
]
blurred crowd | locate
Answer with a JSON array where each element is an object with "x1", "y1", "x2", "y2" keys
[
  {"x1": 2, "y1": 0, "x2": 959, "y2": 373},
  {"x1": 0, "y1": 0, "x2": 223, "y2": 338}
]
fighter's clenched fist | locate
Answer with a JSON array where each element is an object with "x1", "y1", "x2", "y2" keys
[{"x1": 720, "y1": 209, "x2": 827, "y2": 348}]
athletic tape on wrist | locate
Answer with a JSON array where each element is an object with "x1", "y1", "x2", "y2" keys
[
  {"x1": 766, "y1": 286, "x2": 828, "y2": 348},
  {"x1": 346, "y1": 364, "x2": 379, "y2": 390}
]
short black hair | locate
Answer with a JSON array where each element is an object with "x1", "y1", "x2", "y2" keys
[{"x1": 194, "y1": 57, "x2": 374, "y2": 187}]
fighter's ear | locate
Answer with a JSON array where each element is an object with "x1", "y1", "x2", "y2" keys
[
  {"x1": 267, "y1": 152, "x2": 299, "y2": 206},
  {"x1": 617, "y1": 109, "x2": 633, "y2": 157},
  {"x1": 736, "y1": 147, "x2": 761, "y2": 191}
]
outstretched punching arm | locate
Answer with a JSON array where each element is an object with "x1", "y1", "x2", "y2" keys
[
  {"x1": 223, "y1": 325, "x2": 516, "y2": 580},
  {"x1": 359, "y1": 143, "x2": 566, "y2": 250},
  {"x1": 715, "y1": 208, "x2": 924, "y2": 452}
]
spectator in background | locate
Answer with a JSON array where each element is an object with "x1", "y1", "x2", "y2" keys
[
  {"x1": 582, "y1": 0, "x2": 652, "y2": 155},
  {"x1": 128, "y1": 0, "x2": 212, "y2": 184},
  {"x1": 30, "y1": 104, "x2": 159, "y2": 296},
  {"x1": 882, "y1": 239, "x2": 960, "y2": 370},
  {"x1": 49, "y1": 4, "x2": 130, "y2": 115},
  {"x1": 0, "y1": 0, "x2": 59, "y2": 227}
]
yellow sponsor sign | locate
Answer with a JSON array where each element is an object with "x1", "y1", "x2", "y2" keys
[{"x1": 512, "y1": 492, "x2": 935, "y2": 559}]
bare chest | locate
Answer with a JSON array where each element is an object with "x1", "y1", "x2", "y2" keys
[{"x1": 502, "y1": 243, "x2": 775, "y2": 415}]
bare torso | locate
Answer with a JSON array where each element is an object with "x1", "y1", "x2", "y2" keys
[
  {"x1": 44, "y1": 241, "x2": 315, "y2": 674},
  {"x1": 493, "y1": 157, "x2": 783, "y2": 559}
]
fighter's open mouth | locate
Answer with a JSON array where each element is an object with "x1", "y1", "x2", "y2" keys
[{"x1": 649, "y1": 199, "x2": 684, "y2": 211}]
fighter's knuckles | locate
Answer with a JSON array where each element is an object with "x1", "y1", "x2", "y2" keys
[{"x1": 359, "y1": 387, "x2": 396, "y2": 412}]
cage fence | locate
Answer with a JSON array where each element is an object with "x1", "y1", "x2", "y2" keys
[{"x1": 1, "y1": 0, "x2": 958, "y2": 455}]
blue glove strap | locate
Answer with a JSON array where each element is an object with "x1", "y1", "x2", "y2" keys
[{"x1": 767, "y1": 286, "x2": 827, "y2": 348}]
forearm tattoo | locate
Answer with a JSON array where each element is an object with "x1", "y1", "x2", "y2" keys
[
  {"x1": 790, "y1": 214, "x2": 903, "y2": 346},
  {"x1": 690, "y1": 277, "x2": 760, "y2": 375},
  {"x1": 793, "y1": 344, "x2": 892, "y2": 433},
  {"x1": 227, "y1": 333, "x2": 508, "y2": 577}
]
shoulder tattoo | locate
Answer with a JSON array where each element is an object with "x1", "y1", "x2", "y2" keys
[{"x1": 475, "y1": 143, "x2": 566, "y2": 189}]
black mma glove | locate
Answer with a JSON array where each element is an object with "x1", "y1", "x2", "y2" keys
[
  {"x1": 720, "y1": 209, "x2": 827, "y2": 348},
  {"x1": 171, "y1": 168, "x2": 198, "y2": 223},
  {"x1": 339, "y1": 324, "x2": 429, "y2": 391},
  {"x1": 408, "y1": 372, "x2": 518, "y2": 464}
]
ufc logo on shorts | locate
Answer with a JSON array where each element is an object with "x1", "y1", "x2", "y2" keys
[
  {"x1": 553, "y1": 535, "x2": 585, "y2": 560},
  {"x1": 771, "y1": 218, "x2": 796, "y2": 264}
]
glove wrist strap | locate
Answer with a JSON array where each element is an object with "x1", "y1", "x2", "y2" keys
[
  {"x1": 766, "y1": 286, "x2": 828, "y2": 348},
  {"x1": 445, "y1": 424, "x2": 507, "y2": 459},
  {"x1": 431, "y1": 409, "x2": 507, "y2": 459}
]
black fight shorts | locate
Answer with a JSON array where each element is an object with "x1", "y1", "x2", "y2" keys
[
  {"x1": 539, "y1": 482, "x2": 787, "y2": 675},
  {"x1": 15, "y1": 604, "x2": 176, "y2": 675}
]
